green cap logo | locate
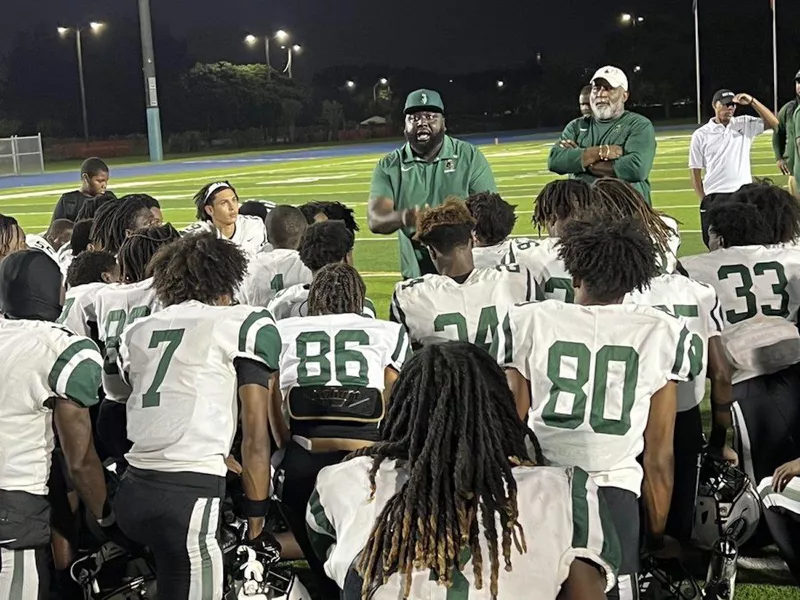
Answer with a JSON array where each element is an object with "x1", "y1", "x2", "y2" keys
[{"x1": 421, "y1": 93, "x2": 428, "y2": 105}]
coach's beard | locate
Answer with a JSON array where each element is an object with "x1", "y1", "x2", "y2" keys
[
  {"x1": 407, "y1": 127, "x2": 446, "y2": 157},
  {"x1": 592, "y1": 100, "x2": 624, "y2": 121}
]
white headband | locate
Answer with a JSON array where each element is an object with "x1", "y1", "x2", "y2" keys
[{"x1": 203, "y1": 181, "x2": 232, "y2": 204}]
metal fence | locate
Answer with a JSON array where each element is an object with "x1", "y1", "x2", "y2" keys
[{"x1": 0, "y1": 135, "x2": 45, "y2": 177}]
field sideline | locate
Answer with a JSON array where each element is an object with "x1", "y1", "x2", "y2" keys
[{"x1": 1, "y1": 131, "x2": 798, "y2": 598}]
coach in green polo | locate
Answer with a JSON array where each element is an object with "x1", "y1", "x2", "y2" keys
[{"x1": 368, "y1": 89, "x2": 497, "y2": 278}]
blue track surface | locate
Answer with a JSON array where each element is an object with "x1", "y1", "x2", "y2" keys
[{"x1": 0, "y1": 126, "x2": 691, "y2": 191}]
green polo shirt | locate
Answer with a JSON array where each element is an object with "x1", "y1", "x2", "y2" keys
[
  {"x1": 369, "y1": 135, "x2": 497, "y2": 278},
  {"x1": 547, "y1": 111, "x2": 656, "y2": 204},
  {"x1": 773, "y1": 100, "x2": 798, "y2": 173}
]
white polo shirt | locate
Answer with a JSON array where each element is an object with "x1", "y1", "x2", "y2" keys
[{"x1": 688, "y1": 116, "x2": 765, "y2": 195}]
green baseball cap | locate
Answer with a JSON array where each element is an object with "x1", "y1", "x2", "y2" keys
[{"x1": 404, "y1": 89, "x2": 445, "y2": 115}]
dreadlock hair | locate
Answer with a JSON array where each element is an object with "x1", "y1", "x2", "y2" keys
[
  {"x1": 559, "y1": 215, "x2": 659, "y2": 303},
  {"x1": 193, "y1": 181, "x2": 238, "y2": 221},
  {"x1": 465, "y1": 192, "x2": 517, "y2": 246},
  {"x1": 118, "y1": 224, "x2": 181, "y2": 284},
  {"x1": 532, "y1": 179, "x2": 594, "y2": 233},
  {"x1": 266, "y1": 205, "x2": 308, "y2": 249},
  {"x1": 71, "y1": 219, "x2": 93, "y2": 256},
  {"x1": 590, "y1": 178, "x2": 676, "y2": 255},
  {"x1": 90, "y1": 198, "x2": 120, "y2": 250},
  {"x1": 706, "y1": 201, "x2": 773, "y2": 247},
  {"x1": 151, "y1": 233, "x2": 247, "y2": 307},
  {"x1": 308, "y1": 263, "x2": 366, "y2": 316},
  {"x1": 729, "y1": 181, "x2": 800, "y2": 244},
  {"x1": 299, "y1": 201, "x2": 359, "y2": 232},
  {"x1": 347, "y1": 341, "x2": 544, "y2": 599},
  {"x1": 415, "y1": 197, "x2": 475, "y2": 254},
  {"x1": 66, "y1": 250, "x2": 117, "y2": 288},
  {"x1": 76, "y1": 191, "x2": 116, "y2": 221},
  {"x1": 0, "y1": 215, "x2": 24, "y2": 261},
  {"x1": 298, "y1": 220, "x2": 355, "y2": 272}
]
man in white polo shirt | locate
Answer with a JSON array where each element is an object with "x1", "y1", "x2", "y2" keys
[{"x1": 690, "y1": 88, "x2": 779, "y2": 247}]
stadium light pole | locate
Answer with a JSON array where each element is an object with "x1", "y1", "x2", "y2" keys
[
  {"x1": 138, "y1": 0, "x2": 163, "y2": 162},
  {"x1": 245, "y1": 30, "x2": 290, "y2": 81},
  {"x1": 373, "y1": 78, "x2": 388, "y2": 102},
  {"x1": 58, "y1": 21, "x2": 104, "y2": 142},
  {"x1": 286, "y1": 44, "x2": 301, "y2": 79}
]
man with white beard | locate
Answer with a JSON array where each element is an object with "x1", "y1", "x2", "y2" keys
[{"x1": 548, "y1": 66, "x2": 657, "y2": 205}]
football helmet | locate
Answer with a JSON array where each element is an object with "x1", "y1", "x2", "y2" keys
[
  {"x1": 692, "y1": 453, "x2": 761, "y2": 551},
  {"x1": 639, "y1": 554, "x2": 703, "y2": 600}
]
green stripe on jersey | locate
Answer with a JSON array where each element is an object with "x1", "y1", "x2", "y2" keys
[
  {"x1": 597, "y1": 488, "x2": 622, "y2": 577},
  {"x1": 391, "y1": 327, "x2": 408, "y2": 364},
  {"x1": 363, "y1": 297, "x2": 377, "y2": 318},
  {"x1": 238, "y1": 309, "x2": 273, "y2": 352},
  {"x1": 238, "y1": 310, "x2": 281, "y2": 370},
  {"x1": 570, "y1": 468, "x2": 590, "y2": 548},
  {"x1": 48, "y1": 339, "x2": 101, "y2": 406},
  {"x1": 671, "y1": 326, "x2": 690, "y2": 377},
  {"x1": 307, "y1": 489, "x2": 336, "y2": 561},
  {"x1": 501, "y1": 313, "x2": 513, "y2": 365}
]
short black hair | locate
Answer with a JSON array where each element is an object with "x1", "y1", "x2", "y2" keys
[
  {"x1": 559, "y1": 216, "x2": 659, "y2": 303},
  {"x1": 533, "y1": 179, "x2": 594, "y2": 232},
  {"x1": 71, "y1": 219, "x2": 93, "y2": 256},
  {"x1": 266, "y1": 205, "x2": 308, "y2": 249},
  {"x1": 298, "y1": 220, "x2": 355, "y2": 272},
  {"x1": 299, "y1": 201, "x2": 359, "y2": 232},
  {"x1": 729, "y1": 181, "x2": 800, "y2": 244},
  {"x1": 76, "y1": 191, "x2": 117, "y2": 221},
  {"x1": 707, "y1": 201, "x2": 773, "y2": 247},
  {"x1": 80, "y1": 157, "x2": 109, "y2": 178},
  {"x1": 66, "y1": 250, "x2": 117, "y2": 288},
  {"x1": 118, "y1": 224, "x2": 181, "y2": 284},
  {"x1": 416, "y1": 197, "x2": 475, "y2": 254},
  {"x1": 466, "y1": 191, "x2": 517, "y2": 246},
  {"x1": 239, "y1": 201, "x2": 269, "y2": 223},
  {"x1": 193, "y1": 181, "x2": 238, "y2": 221},
  {"x1": 580, "y1": 84, "x2": 592, "y2": 96},
  {"x1": 151, "y1": 233, "x2": 247, "y2": 306}
]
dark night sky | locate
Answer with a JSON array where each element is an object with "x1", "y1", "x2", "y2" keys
[{"x1": 2, "y1": 0, "x2": 630, "y2": 75}]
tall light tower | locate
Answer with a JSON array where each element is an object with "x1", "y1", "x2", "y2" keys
[{"x1": 138, "y1": 0, "x2": 163, "y2": 161}]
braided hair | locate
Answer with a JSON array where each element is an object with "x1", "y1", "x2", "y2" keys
[
  {"x1": 76, "y1": 191, "x2": 116, "y2": 221},
  {"x1": 590, "y1": 178, "x2": 675, "y2": 255},
  {"x1": 348, "y1": 342, "x2": 544, "y2": 600},
  {"x1": 307, "y1": 263, "x2": 365, "y2": 316},
  {"x1": 118, "y1": 224, "x2": 181, "y2": 284},
  {"x1": 532, "y1": 179, "x2": 594, "y2": 234},
  {"x1": 151, "y1": 233, "x2": 247, "y2": 306},
  {"x1": 89, "y1": 198, "x2": 120, "y2": 250},
  {"x1": 558, "y1": 215, "x2": 658, "y2": 303},
  {"x1": 465, "y1": 192, "x2": 517, "y2": 246}
]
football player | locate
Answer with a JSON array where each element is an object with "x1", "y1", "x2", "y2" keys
[
  {"x1": 59, "y1": 218, "x2": 93, "y2": 276},
  {"x1": 94, "y1": 224, "x2": 181, "y2": 459},
  {"x1": 0, "y1": 250, "x2": 108, "y2": 599},
  {"x1": 0, "y1": 214, "x2": 27, "y2": 261},
  {"x1": 728, "y1": 181, "x2": 800, "y2": 245},
  {"x1": 237, "y1": 205, "x2": 311, "y2": 307},
  {"x1": 758, "y1": 457, "x2": 800, "y2": 582},
  {"x1": 503, "y1": 216, "x2": 699, "y2": 600},
  {"x1": 275, "y1": 262, "x2": 409, "y2": 597},
  {"x1": 267, "y1": 220, "x2": 377, "y2": 320},
  {"x1": 307, "y1": 342, "x2": 620, "y2": 600},
  {"x1": 502, "y1": 179, "x2": 594, "y2": 302},
  {"x1": 89, "y1": 195, "x2": 161, "y2": 255},
  {"x1": 25, "y1": 218, "x2": 73, "y2": 270},
  {"x1": 682, "y1": 200, "x2": 800, "y2": 485},
  {"x1": 114, "y1": 233, "x2": 279, "y2": 599},
  {"x1": 299, "y1": 200, "x2": 359, "y2": 232},
  {"x1": 184, "y1": 181, "x2": 267, "y2": 256},
  {"x1": 58, "y1": 251, "x2": 120, "y2": 339},
  {"x1": 466, "y1": 191, "x2": 528, "y2": 268},
  {"x1": 390, "y1": 198, "x2": 532, "y2": 361}
]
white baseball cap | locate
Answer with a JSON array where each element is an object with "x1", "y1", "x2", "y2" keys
[{"x1": 591, "y1": 66, "x2": 629, "y2": 92}]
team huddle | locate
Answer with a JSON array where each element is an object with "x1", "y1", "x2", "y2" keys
[{"x1": 0, "y1": 152, "x2": 799, "y2": 600}]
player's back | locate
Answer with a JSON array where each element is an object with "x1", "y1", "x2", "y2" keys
[
  {"x1": 472, "y1": 239, "x2": 516, "y2": 269},
  {"x1": 504, "y1": 237, "x2": 573, "y2": 302},
  {"x1": 96, "y1": 278, "x2": 161, "y2": 402},
  {"x1": 390, "y1": 265, "x2": 532, "y2": 361},
  {"x1": 681, "y1": 245, "x2": 800, "y2": 326},
  {"x1": 505, "y1": 300, "x2": 694, "y2": 494},
  {"x1": 238, "y1": 248, "x2": 312, "y2": 307},
  {"x1": 625, "y1": 273, "x2": 721, "y2": 411},
  {"x1": 0, "y1": 319, "x2": 101, "y2": 494},
  {"x1": 120, "y1": 301, "x2": 279, "y2": 476},
  {"x1": 310, "y1": 458, "x2": 619, "y2": 599},
  {"x1": 268, "y1": 283, "x2": 377, "y2": 321},
  {"x1": 58, "y1": 281, "x2": 108, "y2": 340}
]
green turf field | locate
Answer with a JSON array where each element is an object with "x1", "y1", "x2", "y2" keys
[{"x1": 1, "y1": 131, "x2": 799, "y2": 598}]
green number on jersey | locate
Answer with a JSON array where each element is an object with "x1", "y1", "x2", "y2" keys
[
  {"x1": 296, "y1": 330, "x2": 369, "y2": 386},
  {"x1": 717, "y1": 262, "x2": 789, "y2": 323},
  {"x1": 652, "y1": 305, "x2": 704, "y2": 377},
  {"x1": 433, "y1": 307, "x2": 501, "y2": 358},
  {"x1": 142, "y1": 328, "x2": 185, "y2": 408},
  {"x1": 58, "y1": 298, "x2": 76, "y2": 324},
  {"x1": 270, "y1": 274, "x2": 284, "y2": 293},
  {"x1": 653, "y1": 304, "x2": 699, "y2": 319},
  {"x1": 542, "y1": 341, "x2": 639, "y2": 436},
  {"x1": 103, "y1": 306, "x2": 153, "y2": 375},
  {"x1": 544, "y1": 277, "x2": 575, "y2": 303},
  {"x1": 495, "y1": 264, "x2": 520, "y2": 273}
]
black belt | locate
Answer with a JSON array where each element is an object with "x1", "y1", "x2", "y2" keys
[{"x1": 288, "y1": 386, "x2": 384, "y2": 441}]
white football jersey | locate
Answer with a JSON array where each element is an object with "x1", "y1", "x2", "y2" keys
[
  {"x1": 267, "y1": 283, "x2": 377, "y2": 321},
  {"x1": 58, "y1": 282, "x2": 108, "y2": 340},
  {"x1": 95, "y1": 278, "x2": 161, "y2": 403},
  {"x1": 503, "y1": 301, "x2": 696, "y2": 495},
  {"x1": 0, "y1": 320, "x2": 101, "y2": 495},
  {"x1": 681, "y1": 245, "x2": 800, "y2": 328},
  {"x1": 472, "y1": 239, "x2": 519, "y2": 269},
  {"x1": 504, "y1": 237, "x2": 573, "y2": 302},
  {"x1": 183, "y1": 214, "x2": 267, "y2": 256},
  {"x1": 625, "y1": 274, "x2": 722, "y2": 412},
  {"x1": 307, "y1": 459, "x2": 620, "y2": 597},
  {"x1": 26, "y1": 234, "x2": 59, "y2": 264},
  {"x1": 237, "y1": 249, "x2": 312, "y2": 308},
  {"x1": 390, "y1": 265, "x2": 532, "y2": 362},
  {"x1": 57, "y1": 244, "x2": 74, "y2": 278},
  {"x1": 120, "y1": 302, "x2": 280, "y2": 476}
]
